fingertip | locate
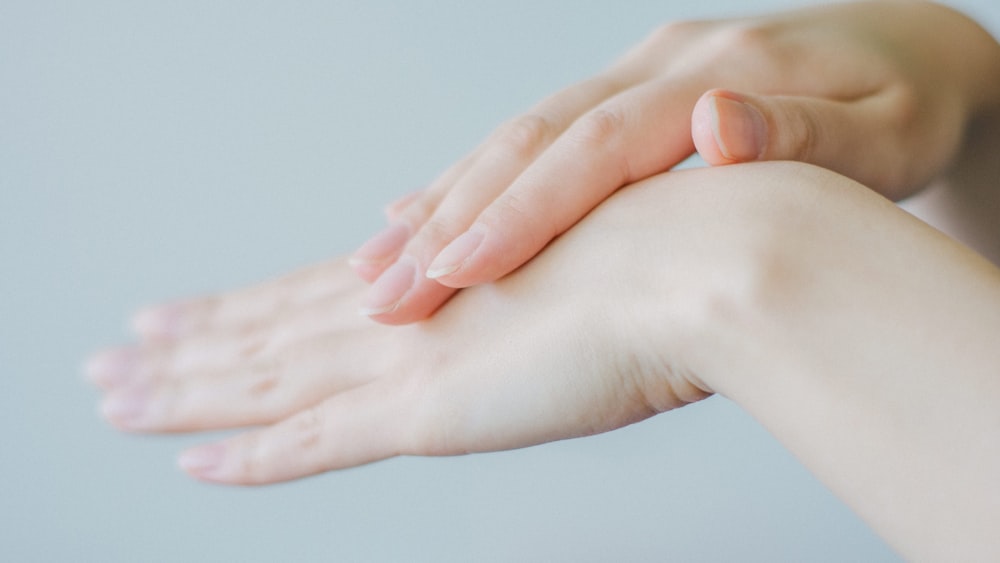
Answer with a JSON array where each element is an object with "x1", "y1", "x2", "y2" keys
[
  {"x1": 358, "y1": 258, "x2": 416, "y2": 321},
  {"x1": 424, "y1": 263, "x2": 460, "y2": 281},
  {"x1": 692, "y1": 90, "x2": 728, "y2": 165},
  {"x1": 693, "y1": 89, "x2": 767, "y2": 165},
  {"x1": 425, "y1": 273, "x2": 475, "y2": 289},
  {"x1": 99, "y1": 382, "x2": 151, "y2": 431},
  {"x1": 83, "y1": 346, "x2": 138, "y2": 388},
  {"x1": 425, "y1": 261, "x2": 491, "y2": 289},
  {"x1": 361, "y1": 273, "x2": 458, "y2": 325},
  {"x1": 131, "y1": 302, "x2": 183, "y2": 340},
  {"x1": 424, "y1": 229, "x2": 485, "y2": 286},
  {"x1": 430, "y1": 219, "x2": 554, "y2": 288},
  {"x1": 350, "y1": 222, "x2": 411, "y2": 283}
]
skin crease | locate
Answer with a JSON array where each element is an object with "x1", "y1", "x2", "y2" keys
[
  {"x1": 349, "y1": 0, "x2": 1000, "y2": 325},
  {"x1": 90, "y1": 162, "x2": 1000, "y2": 559}
]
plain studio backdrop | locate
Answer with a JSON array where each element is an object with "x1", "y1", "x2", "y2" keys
[{"x1": 2, "y1": 1, "x2": 996, "y2": 561}]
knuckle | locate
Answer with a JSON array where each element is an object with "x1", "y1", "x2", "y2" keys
[
  {"x1": 237, "y1": 330, "x2": 269, "y2": 361},
  {"x1": 569, "y1": 106, "x2": 626, "y2": 148},
  {"x1": 641, "y1": 20, "x2": 708, "y2": 52},
  {"x1": 494, "y1": 113, "x2": 554, "y2": 159},
  {"x1": 481, "y1": 190, "x2": 557, "y2": 249},
  {"x1": 632, "y1": 19, "x2": 786, "y2": 78},
  {"x1": 484, "y1": 190, "x2": 534, "y2": 229},
  {"x1": 791, "y1": 107, "x2": 821, "y2": 163},
  {"x1": 412, "y1": 217, "x2": 459, "y2": 251},
  {"x1": 294, "y1": 404, "x2": 325, "y2": 451},
  {"x1": 247, "y1": 370, "x2": 281, "y2": 401},
  {"x1": 700, "y1": 22, "x2": 783, "y2": 70},
  {"x1": 711, "y1": 22, "x2": 774, "y2": 54},
  {"x1": 242, "y1": 355, "x2": 291, "y2": 417}
]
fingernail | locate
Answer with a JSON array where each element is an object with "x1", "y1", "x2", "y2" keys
[
  {"x1": 426, "y1": 229, "x2": 484, "y2": 279},
  {"x1": 132, "y1": 303, "x2": 183, "y2": 339},
  {"x1": 383, "y1": 189, "x2": 423, "y2": 220},
  {"x1": 100, "y1": 384, "x2": 150, "y2": 427},
  {"x1": 359, "y1": 258, "x2": 417, "y2": 316},
  {"x1": 84, "y1": 347, "x2": 139, "y2": 387},
  {"x1": 349, "y1": 222, "x2": 410, "y2": 267},
  {"x1": 178, "y1": 444, "x2": 225, "y2": 477},
  {"x1": 710, "y1": 95, "x2": 767, "y2": 161}
]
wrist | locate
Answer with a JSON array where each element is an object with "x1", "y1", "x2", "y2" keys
[{"x1": 598, "y1": 162, "x2": 843, "y2": 403}]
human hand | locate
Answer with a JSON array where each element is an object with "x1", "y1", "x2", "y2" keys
[
  {"x1": 349, "y1": 0, "x2": 1000, "y2": 324},
  {"x1": 86, "y1": 167, "x2": 744, "y2": 484},
  {"x1": 87, "y1": 161, "x2": 1000, "y2": 557},
  {"x1": 80, "y1": 161, "x2": 910, "y2": 486},
  {"x1": 89, "y1": 161, "x2": 856, "y2": 485}
]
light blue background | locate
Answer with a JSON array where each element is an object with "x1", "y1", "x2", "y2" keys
[{"x1": 2, "y1": 1, "x2": 996, "y2": 561}]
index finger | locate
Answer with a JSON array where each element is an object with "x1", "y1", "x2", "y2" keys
[{"x1": 426, "y1": 77, "x2": 702, "y2": 287}]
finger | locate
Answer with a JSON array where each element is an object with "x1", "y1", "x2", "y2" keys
[
  {"x1": 425, "y1": 77, "x2": 701, "y2": 288},
  {"x1": 359, "y1": 76, "x2": 631, "y2": 323},
  {"x1": 176, "y1": 378, "x2": 416, "y2": 484},
  {"x1": 348, "y1": 153, "x2": 475, "y2": 283},
  {"x1": 132, "y1": 258, "x2": 359, "y2": 341},
  {"x1": 100, "y1": 325, "x2": 385, "y2": 433},
  {"x1": 94, "y1": 286, "x2": 369, "y2": 390},
  {"x1": 173, "y1": 317, "x2": 655, "y2": 485},
  {"x1": 382, "y1": 189, "x2": 423, "y2": 222},
  {"x1": 692, "y1": 87, "x2": 943, "y2": 200},
  {"x1": 358, "y1": 112, "x2": 573, "y2": 322},
  {"x1": 357, "y1": 255, "x2": 457, "y2": 324},
  {"x1": 84, "y1": 345, "x2": 144, "y2": 389},
  {"x1": 353, "y1": 187, "x2": 427, "y2": 283},
  {"x1": 153, "y1": 290, "x2": 367, "y2": 374}
]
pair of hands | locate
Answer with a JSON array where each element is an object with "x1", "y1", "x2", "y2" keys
[{"x1": 87, "y1": 1, "x2": 1000, "y2": 485}]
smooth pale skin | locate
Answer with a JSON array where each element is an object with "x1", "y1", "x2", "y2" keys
[
  {"x1": 88, "y1": 162, "x2": 1000, "y2": 560},
  {"x1": 348, "y1": 0, "x2": 1000, "y2": 325}
]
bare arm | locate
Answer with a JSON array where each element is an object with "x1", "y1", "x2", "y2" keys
[
  {"x1": 89, "y1": 162, "x2": 1000, "y2": 558},
  {"x1": 682, "y1": 163, "x2": 1000, "y2": 560}
]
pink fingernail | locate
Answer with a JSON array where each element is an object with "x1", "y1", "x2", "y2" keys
[
  {"x1": 359, "y1": 258, "x2": 417, "y2": 316},
  {"x1": 709, "y1": 95, "x2": 767, "y2": 161},
  {"x1": 383, "y1": 190, "x2": 423, "y2": 220},
  {"x1": 349, "y1": 222, "x2": 410, "y2": 267},
  {"x1": 426, "y1": 229, "x2": 484, "y2": 279},
  {"x1": 100, "y1": 384, "x2": 149, "y2": 427},
  {"x1": 84, "y1": 347, "x2": 139, "y2": 387},
  {"x1": 178, "y1": 444, "x2": 225, "y2": 478},
  {"x1": 131, "y1": 303, "x2": 183, "y2": 339}
]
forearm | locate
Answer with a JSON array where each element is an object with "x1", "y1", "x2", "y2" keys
[{"x1": 691, "y1": 165, "x2": 1000, "y2": 559}]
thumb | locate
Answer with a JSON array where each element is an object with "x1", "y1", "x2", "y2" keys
[{"x1": 692, "y1": 88, "x2": 927, "y2": 200}]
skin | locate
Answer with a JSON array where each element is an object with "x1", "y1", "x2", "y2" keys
[
  {"x1": 348, "y1": 0, "x2": 1000, "y2": 325},
  {"x1": 88, "y1": 162, "x2": 1000, "y2": 559},
  {"x1": 84, "y1": 2, "x2": 1000, "y2": 557}
]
